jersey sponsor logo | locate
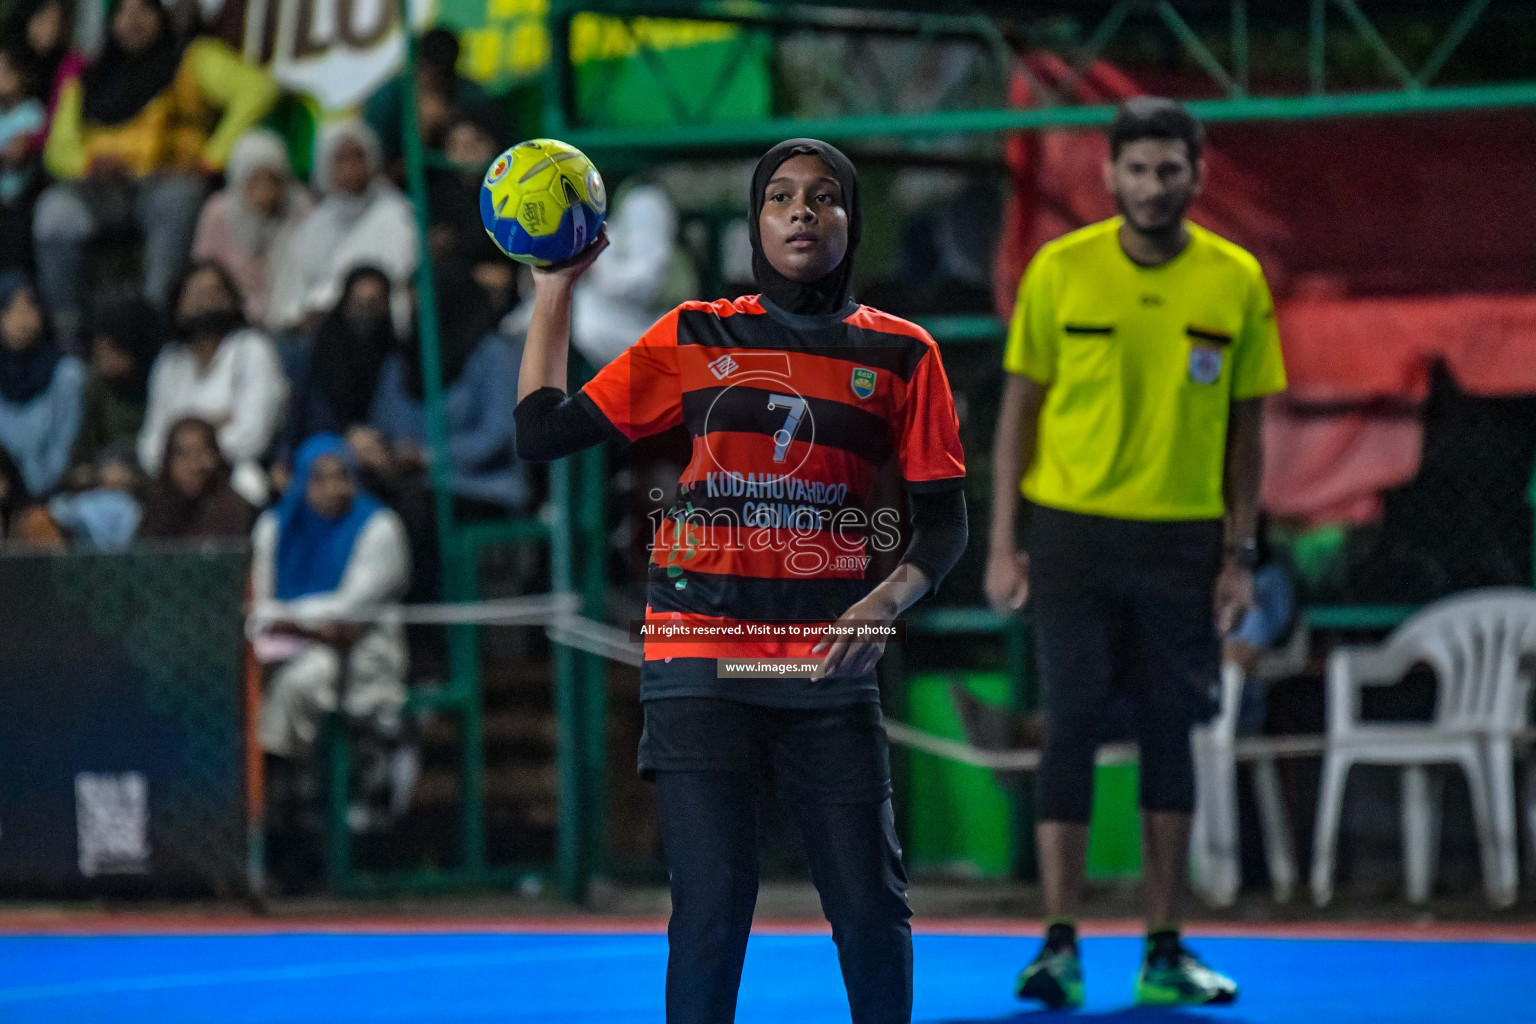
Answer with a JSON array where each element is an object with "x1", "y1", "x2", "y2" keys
[
  {"x1": 1189, "y1": 345, "x2": 1224, "y2": 385},
  {"x1": 850, "y1": 367, "x2": 877, "y2": 399},
  {"x1": 707, "y1": 354, "x2": 739, "y2": 379}
]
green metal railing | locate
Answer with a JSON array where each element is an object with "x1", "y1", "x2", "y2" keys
[
  {"x1": 318, "y1": 5, "x2": 609, "y2": 901},
  {"x1": 557, "y1": 81, "x2": 1536, "y2": 154},
  {"x1": 544, "y1": 0, "x2": 1536, "y2": 157}
]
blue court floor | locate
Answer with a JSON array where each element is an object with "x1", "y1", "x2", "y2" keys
[{"x1": 0, "y1": 926, "x2": 1531, "y2": 1023}]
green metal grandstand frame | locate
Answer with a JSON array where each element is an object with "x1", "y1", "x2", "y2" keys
[
  {"x1": 373, "y1": 0, "x2": 1535, "y2": 901},
  {"x1": 545, "y1": 0, "x2": 1536, "y2": 154}
]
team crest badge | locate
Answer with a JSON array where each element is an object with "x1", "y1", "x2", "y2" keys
[
  {"x1": 850, "y1": 367, "x2": 877, "y2": 399},
  {"x1": 1188, "y1": 345, "x2": 1223, "y2": 385}
]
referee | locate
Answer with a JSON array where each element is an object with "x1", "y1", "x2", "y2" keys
[{"x1": 986, "y1": 98, "x2": 1286, "y2": 1008}]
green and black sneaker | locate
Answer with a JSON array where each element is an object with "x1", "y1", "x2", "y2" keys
[
  {"x1": 1015, "y1": 929, "x2": 1085, "y2": 1010},
  {"x1": 1134, "y1": 935, "x2": 1238, "y2": 1006}
]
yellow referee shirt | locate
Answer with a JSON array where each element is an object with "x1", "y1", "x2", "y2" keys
[{"x1": 1004, "y1": 217, "x2": 1287, "y2": 521}]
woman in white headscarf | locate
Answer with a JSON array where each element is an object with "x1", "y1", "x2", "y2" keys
[
  {"x1": 191, "y1": 128, "x2": 312, "y2": 330},
  {"x1": 267, "y1": 120, "x2": 418, "y2": 333}
]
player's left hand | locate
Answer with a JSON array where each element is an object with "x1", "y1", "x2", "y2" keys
[
  {"x1": 1214, "y1": 560, "x2": 1254, "y2": 635},
  {"x1": 811, "y1": 593, "x2": 897, "y2": 680}
]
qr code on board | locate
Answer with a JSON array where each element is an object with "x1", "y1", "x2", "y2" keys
[{"x1": 75, "y1": 772, "x2": 150, "y2": 877}]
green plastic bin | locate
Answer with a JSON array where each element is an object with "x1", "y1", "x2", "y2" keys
[
  {"x1": 905, "y1": 670, "x2": 1142, "y2": 880},
  {"x1": 904, "y1": 672, "x2": 1015, "y2": 877},
  {"x1": 1086, "y1": 762, "x2": 1142, "y2": 880}
]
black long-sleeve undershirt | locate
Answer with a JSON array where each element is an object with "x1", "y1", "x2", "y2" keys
[
  {"x1": 514, "y1": 386, "x2": 967, "y2": 591},
  {"x1": 514, "y1": 386, "x2": 614, "y2": 462},
  {"x1": 903, "y1": 484, "x2": 967, "y2": 594}
]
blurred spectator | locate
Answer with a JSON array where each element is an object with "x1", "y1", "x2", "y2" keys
[
  {"x1": 138, "y1": 260, "x2": 285, "y2": 505},
  {"x1": 45, "y1": 447, "x2": 141, "y2": 548},
  {"x1": 284, "y1": 266, "x2": 394, "y2": 453},
  {"x1": 0, "y1": 270, "x2": 82, "y2": 496},
  {"x1": 68, "y1": 291, "x2": 160, "y2": 475},
  {"x1": 3, "y1": 0, "x2": 85, "y2": 133},
  {"x1": 363, "y1": 27, "x2": 486, "y2": 171},
  {"x1": 251, "y1": 432, "x2": 409, "y2": 760},
  {"x1": 427, "y1": 101, "x2": 515, "y2": 318},
  {"x1": 883, "y1": 174, "x2": 1000, "y2": 317},
  {"x1": 34, "y1": 0, "x2": 277, "y2": 345},
  {"x1": 366, "y1": 272, "x2": 524, "y2": 511},
  {"x1": 0, "y1": 444, "x2": 26, "y2": 538},
  {"x1": 137, "y1": 415, "x2": 255, "y2": 540},
  {"x1": 268, "y1": 120, "x2": 418, "y2": 333},
  {"x1": 1225, "y1": 530, "x2": 1297, "y2": 673},
  {"x1": 0, "y1": 45, "x2": 44, "y2": 183},
  {"x1": 0, "y1": 442, "x2": 23, "y2": 517},
  {"x1": 193, "y1": 128, "x2": 312, "y2": 331},
  {"x1": 0, "y1": 43, "x2": 45, "y2": 272},
  {"x1": 501, "y1": 178, "x2": 692, "y2": 369},
  {"x1": 1224, "y1": 524, "x2": 1298, "y2": 734},
  {"x1": 163, "y1": 0, "x2": 206, "y2": 47},
  {"x1": 571, "y1": 180, "x2": 688, "y2": 368}
]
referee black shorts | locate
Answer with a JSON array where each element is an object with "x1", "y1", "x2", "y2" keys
[{"x1": 1026, "y1": 504, "x2": 1222, "y2": 823}]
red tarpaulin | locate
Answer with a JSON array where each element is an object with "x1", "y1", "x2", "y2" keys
[{"x1": 994, "y1": 57, "x2": 1536, "y2": 526}]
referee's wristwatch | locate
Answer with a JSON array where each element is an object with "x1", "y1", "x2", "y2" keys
[{"x1": 1223, "y1": 539, "x2": 1259, "y2": 568}]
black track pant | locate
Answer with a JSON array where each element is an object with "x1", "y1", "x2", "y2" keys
[
  {"x1": 644, "y1": 698, "x2": 913, "y2": 1024},
  {"x1": 1027, "y1": 505, "x2": 1223, "y2": 823}
]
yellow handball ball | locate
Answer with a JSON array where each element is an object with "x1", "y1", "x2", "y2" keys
[{"x1": 480, "y1": 138, "x2": 607, "y2": 267}]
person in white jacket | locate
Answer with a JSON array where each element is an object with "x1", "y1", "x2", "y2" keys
[
  {"x1": 137, "y1": 260, "x2": 286, "y2": 506},
  {"x1": 267, "y1": 119, "x2": 419, "y2": 333},
  {"x1": 250, "y1": 432, "x2": 410, "y2": 760},
  {"x1": 569, "y1": 182, "x2": 685, "y2": 368}
]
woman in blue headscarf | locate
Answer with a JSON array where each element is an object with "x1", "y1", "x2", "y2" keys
[{"x1": 250, "y1": 432, "x2": 410, "y2": 760}]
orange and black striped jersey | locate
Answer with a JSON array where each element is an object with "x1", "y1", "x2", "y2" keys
[{"x1": 576, "y1": 295, "x2": 966, "y2": 705}]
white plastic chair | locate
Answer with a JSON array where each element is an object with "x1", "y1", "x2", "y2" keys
[
  {"x1": 1526, "y1": 755, "x2": 1536, "y2": 886},
  {"x1": 1191, "y1": 621, "x2": 1317, "y2": 906},
  {"x1": 1310, "y1": 589, "x2": 1536, "y2": 908}
]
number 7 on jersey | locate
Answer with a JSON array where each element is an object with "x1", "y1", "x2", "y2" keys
[{"x1": 767, "y1": 394, "x2": 806, "y2": 463}]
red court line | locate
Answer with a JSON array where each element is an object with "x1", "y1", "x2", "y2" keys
[{"x1": 1, "y1": 913, "x2": 1533, "y2": 942}]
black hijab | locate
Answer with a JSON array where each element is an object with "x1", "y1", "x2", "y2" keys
[
  {"x1": 402, "y1": 268, "x2": 494, "y2": 399},
  {"x1": 86, "y1": 292, "x2": 162, "y2": 404},
  {"x1": 309, "y1": 266, "x2": 395, "y2": 425},
  {"x1": 80, "y1": 0, "x2": 182, "y2": 126},
  {"x1": 0, "y1": 272, "x2": 62, "y2": 406},
  {"x1": 4, "y1": 0, "x2": 67, "y2": 102},
  {"x1": 748, "y1": 138, "x2": 861, "y2": 317}
]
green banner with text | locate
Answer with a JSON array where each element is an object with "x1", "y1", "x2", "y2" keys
[{"x1": 435, "y1": 0, "x2": 771, "y2": 128}]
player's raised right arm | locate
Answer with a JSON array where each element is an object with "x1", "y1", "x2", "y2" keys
[
  {"x1": 518, "y1": 228, "x2": 609, "y2": 401},
  {"x1": 513, "y1": 232, "x2": 623, "y2": 464}
]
